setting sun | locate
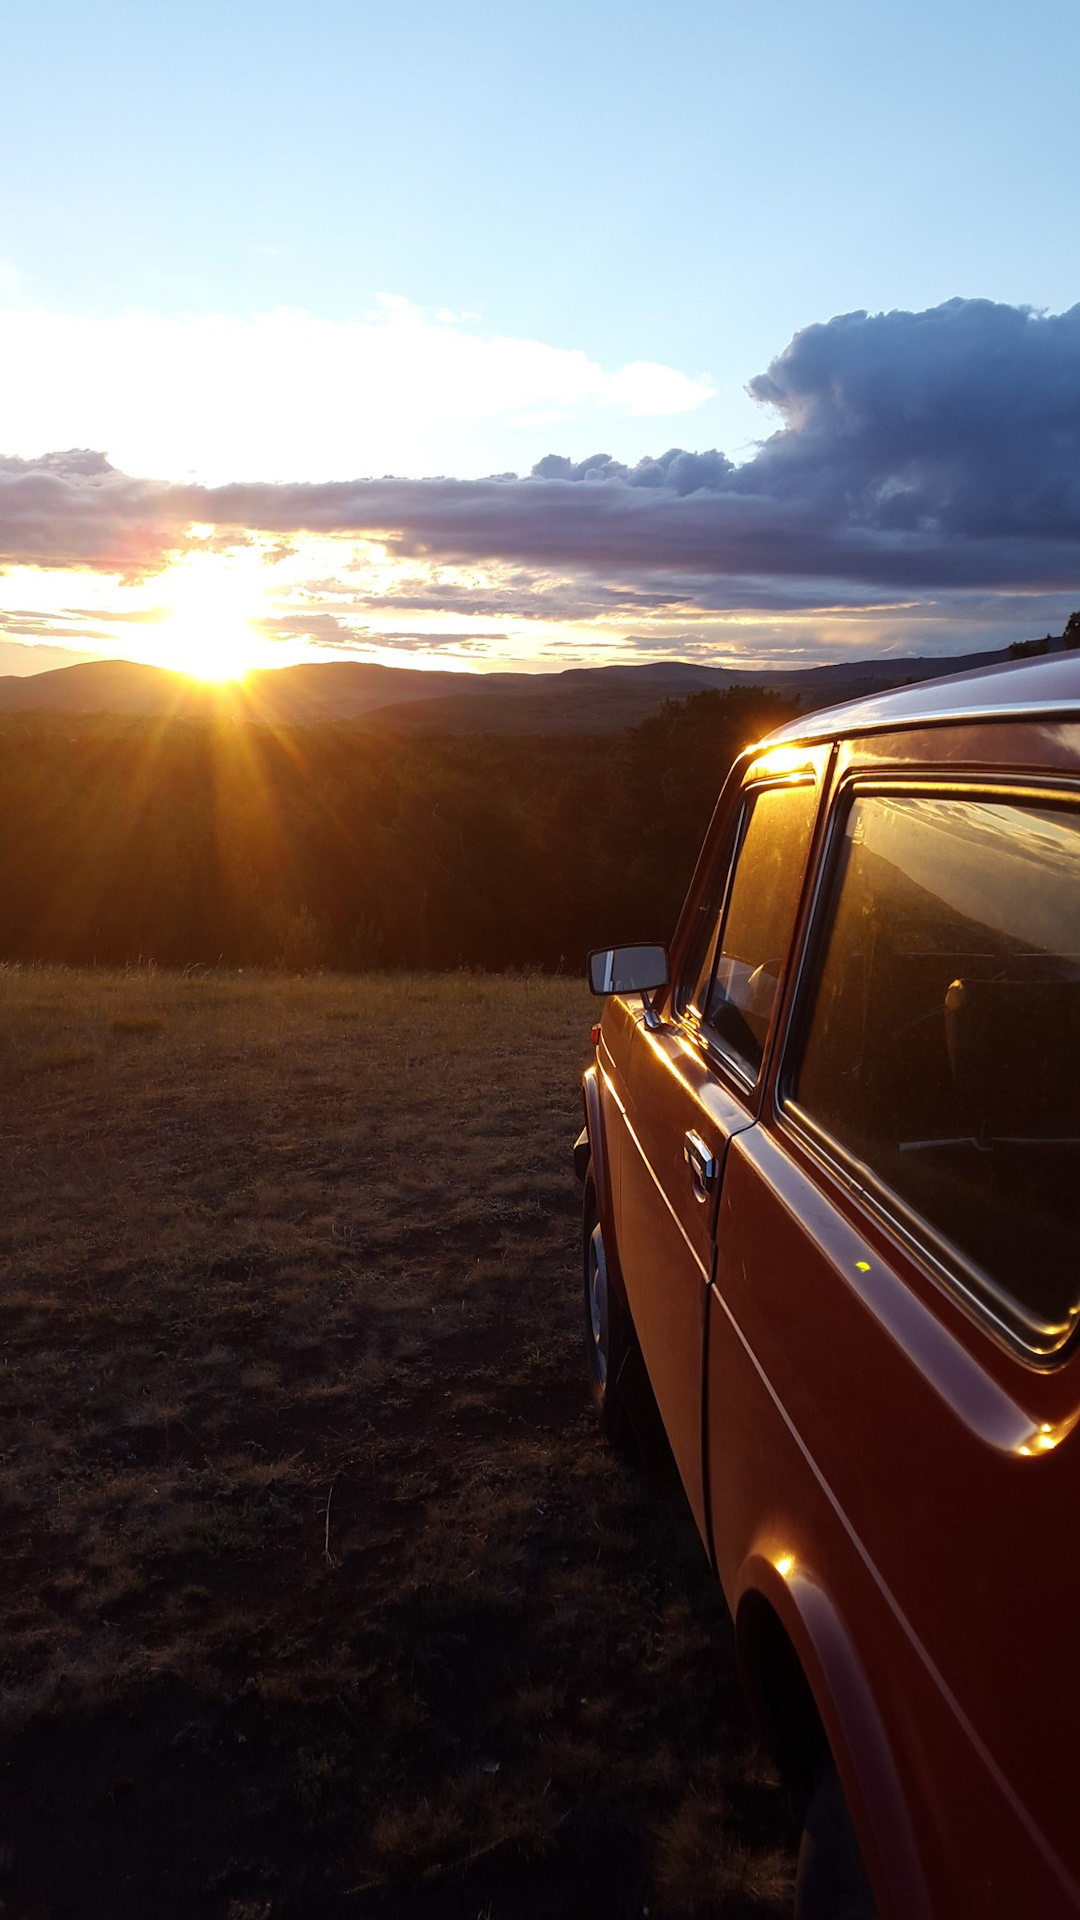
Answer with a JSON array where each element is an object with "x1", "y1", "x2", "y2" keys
[{"x1": 154, "y1": 550, "x2": 270, "y2": 681}]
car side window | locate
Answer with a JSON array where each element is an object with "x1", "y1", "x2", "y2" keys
[
  {"x1": 786, "y1": 790, "x2": 1080, "y2": 1354},
  {"x1": 685, "y1": 781, "x2": 818, "y2": 1082}
]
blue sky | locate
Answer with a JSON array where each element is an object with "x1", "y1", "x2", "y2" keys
[{"x1": 1, "y1": 0, "x2": 1078, "y2": 677}]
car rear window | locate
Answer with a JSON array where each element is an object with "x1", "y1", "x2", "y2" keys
[{"x1": 787, "y1": 790, "x2": 1080, "y2": 1354}]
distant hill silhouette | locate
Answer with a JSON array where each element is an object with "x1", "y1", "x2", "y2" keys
[
  {"x1": 0, "y1": 658, "x2": 212, "y2": 715},
  {"x1": 0, "y1": 634, "x2": 1075, "y2": 976},
  {"x1": 0, "y1": 633, "x2": 1069, "y2": 732}
]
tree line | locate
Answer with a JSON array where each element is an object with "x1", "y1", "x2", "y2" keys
[
  {"x1": 0, "y1": 688, "x2": 796, "y2": 973},
  {"x1": 1008, "y1": 611, "x2": 1080, "y2": 659}
]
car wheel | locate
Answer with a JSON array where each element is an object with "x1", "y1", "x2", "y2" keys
[
  {"x1": 583, "y1": 1180, "x2": 633, "y2": 1448},
  {"x1": 794, "y1": 1757, "x2": 879, "y2": 1920}
]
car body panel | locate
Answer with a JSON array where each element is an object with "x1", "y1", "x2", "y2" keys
[
  {"x1": 580, "y1": 652, "x2": 1080, "y2": 1915},
  {"x1": 708, "y1": 1128, "x2": 1080, "y2": 1915},
  {"x1": 734, "y1": 1552, "x2": 935, "y2": 1920},
  {"x1": 757, "y1": 651, "x2": 1080, "y2": 747},
  {"x1": 608, "y1": 1006, "x2": 753, "y2": 1537}
]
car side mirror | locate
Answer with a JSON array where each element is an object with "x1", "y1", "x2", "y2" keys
[{"x1": 588, "y1": 944, "x2": 669, "y2": 997}]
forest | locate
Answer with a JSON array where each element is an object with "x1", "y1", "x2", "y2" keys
[{"x1": 0, "y1": 687, "x2": 795, "y2": 972}]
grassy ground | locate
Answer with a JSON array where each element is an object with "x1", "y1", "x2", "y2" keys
[{"x1": 0, "y1": 966, "x2": 796, "y2": 1919}]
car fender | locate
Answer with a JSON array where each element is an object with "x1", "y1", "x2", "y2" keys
[{"x1": 735, "y1": 1551, "x2": 932, "y2": 1920}]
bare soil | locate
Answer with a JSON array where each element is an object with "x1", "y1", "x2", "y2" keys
[{"x1": 0, "y1": 967, "x2": 796, "y2": 1919}]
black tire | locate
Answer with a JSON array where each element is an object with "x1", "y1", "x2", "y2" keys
[
  {"x1": 582, "y1": 1177, "x2": 634, "y2": 1449},
  {"x1": 794, "y1": 1757, "x2": 879, "y2": 1920}
]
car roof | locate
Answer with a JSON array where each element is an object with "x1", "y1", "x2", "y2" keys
[{"x1": 758, "y1": 649, "x2": 1080, "y2": 747}]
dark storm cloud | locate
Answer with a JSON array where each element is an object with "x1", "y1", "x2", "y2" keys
[
  {"x1": 742, "y1": 298, "x2": 1080, "y2": 542},
  {"x1": 2, "y1": 302, "x2": 1079, "y2": 606},
  {"x1": 531, "y1": 447, "x2": 735, "y2": 493}
]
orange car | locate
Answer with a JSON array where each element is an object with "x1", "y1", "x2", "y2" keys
[{"x1": 576, "y1": 651, "x2": 1080, "y2": 1919}]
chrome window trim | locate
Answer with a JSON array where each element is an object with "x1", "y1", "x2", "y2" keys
[
  {"x1": 681, "y1": 1018, "x2": 759, "y2": 1099},
  {"x1": 673, "y1": 793, "x2": 754, "y2": 1024},
  {"x1": 779, "y1": 1098, "x2": 1076, "y2": 1363}
]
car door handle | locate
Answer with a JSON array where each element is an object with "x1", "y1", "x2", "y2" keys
[{"x1": 684, "y1": 1130, "x2": 718, "y2": 1202}]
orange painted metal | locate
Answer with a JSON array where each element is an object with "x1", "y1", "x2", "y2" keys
[{"x1": 586, "y1": 657, "x2": 1080, "y2": 1918}]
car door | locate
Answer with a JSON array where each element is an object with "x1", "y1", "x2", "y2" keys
[
  {"x1": 704, "y1": 769, "x2": 1080, "y2": 1915},
  {"x1": 612, "y1": 760, "x2": 824, "y2": 1541}
]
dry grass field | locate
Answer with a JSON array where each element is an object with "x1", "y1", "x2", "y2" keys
[{"x1": 0, "y1": 966, "x2": 796, "y2": 1919}]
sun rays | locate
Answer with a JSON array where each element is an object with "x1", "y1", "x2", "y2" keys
[{"x1": 153, "y1": 549, "x2": 273, "y2": 682}]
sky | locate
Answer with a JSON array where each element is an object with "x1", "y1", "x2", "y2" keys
[{"x1": 1, "y1": 0, "x2": 1078, "y2": 681}]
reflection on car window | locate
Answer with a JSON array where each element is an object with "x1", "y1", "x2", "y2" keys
[
  {"x1": 790, "y1": 793, "x2": 1080, "y2": 1352},
  {"x1": 691, "y1": 782, "x2": 817, "y2": 1079}
]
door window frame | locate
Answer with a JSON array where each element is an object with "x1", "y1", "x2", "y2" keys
[
  {"x1": 775, "y1": 768, "x2": 1080, "y2": 1363},
  {"x1": 675, "y1": 770, "x2": 823, "y2": 1100}
]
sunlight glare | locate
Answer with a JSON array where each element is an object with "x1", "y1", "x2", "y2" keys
[{"x1": 155, "y1": 551, "x2": 269, "y2": 681}]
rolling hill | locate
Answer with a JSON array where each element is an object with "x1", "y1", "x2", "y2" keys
[{"x1": 0, "y1": 643, "x2": 1030, "y2": 732}]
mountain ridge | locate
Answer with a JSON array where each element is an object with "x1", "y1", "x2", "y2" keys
[{"x1": 0, "y1": 642, "x2": 1045, "y2": 732}]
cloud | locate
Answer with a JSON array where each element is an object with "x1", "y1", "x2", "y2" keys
[
  {"x1": 742, "y1": 298, "x2": 1080, "y2": 543},
  {"x1": 253, "y1": 611, "x2": 363, "y2": 649},
  {"x1": 0, "y1": 297, "x2": 713, "y2": 486},
  {"x1": 0, "y1": 450, "x2": 186, "y2": 573},
  {"x1": 0, "y1": 609, "x2": 104, "y2": 642},
  {"x1": 252, "y1": 609, "x2": 506, "y2": 653},
  {"x1": 1, "y1": 300, "x2": 1078, "y2": 624},
  {"x1": 530, "y1": 447, "x2": 734, "y2": 493},
  {"x1": 336, "y1": 630, "x2": 507, "y2": 656}
]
